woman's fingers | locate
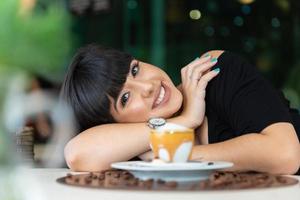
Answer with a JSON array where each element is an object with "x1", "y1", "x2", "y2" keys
[
  {"x1": 197, "y1": 68, "x2": 220, "y2": 91},
  {"x1": 181, "y1": 55, "x2": 211, "y2": 84},
  {"x1": 178, "y1": 54, "x2": 220, "y2": 129},
  {"x1": 185, "y1": 56, "x2": 211, "y2": 80},
  {"x1": 181, "y1": 54, "x2": 219, "y2": 89},
  {"x1": 189, "y1": 58, "x2": 218, "y2": 83},
  {"x1": 189, "y1": 54, "x2": 211, "y2": 67},
  {"x1": 181, "y1": 67, "x2": 187, "y2": 84}
]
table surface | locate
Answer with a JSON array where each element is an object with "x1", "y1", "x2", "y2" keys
[{"x1": 19, "y1": 168, "x2": 300, "y2": 200}]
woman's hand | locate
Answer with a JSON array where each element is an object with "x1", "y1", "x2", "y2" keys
[{"x1": 179, "y1": 54, "x2": 220, "y2": 129}]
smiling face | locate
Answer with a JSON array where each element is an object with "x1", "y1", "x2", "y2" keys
[{"x1": 110, "y1": 60, "x2": 183, "y2": 123}]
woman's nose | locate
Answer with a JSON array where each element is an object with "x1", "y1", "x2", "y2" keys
[{"x1": 136, "y1": 80, "x2": 155, "y2": 97}]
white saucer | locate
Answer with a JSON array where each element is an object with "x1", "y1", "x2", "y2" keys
[{"x1": 111, "y1": 161, "x2": 233, "y2": 182}]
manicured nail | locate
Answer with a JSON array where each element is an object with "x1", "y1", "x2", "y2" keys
[
  {"x1": 213, "y1": 68, "x2": 220, "y2": 73},
  {"x1": 204, "y1": 53, "x2": 210, "y2": 57},
  {"x1": 211, "y1": 57, "x2": 218, "y2": 63}
]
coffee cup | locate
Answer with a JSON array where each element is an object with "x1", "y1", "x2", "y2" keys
[{"x1": 149, "y1": 123, "x2": 194, "y2": 163}]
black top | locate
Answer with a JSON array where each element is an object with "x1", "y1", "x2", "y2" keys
[{"x1": 206, "y1": 51, "x2": 300, "y2": 143}]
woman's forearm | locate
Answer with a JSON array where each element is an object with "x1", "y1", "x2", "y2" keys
[
  {"x1": 64, "y1": 115, "x2": 197, "y2": 172},
  {"x1": 64, "y1": 122, "x2": 151, "y2": 171},
  {"x1": 65, "y1": 118, "x2": 299, "y2": 173},
  {"x1": 191, "y1": 123, "x2": 300, "y2": 174},
  {"x1": 139, "y1": 123, "x2": 300, "y2": 174}
]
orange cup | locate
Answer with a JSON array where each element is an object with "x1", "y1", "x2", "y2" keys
[{"x1": 150, "y1": 124, "x2": 194, "y2": 162}]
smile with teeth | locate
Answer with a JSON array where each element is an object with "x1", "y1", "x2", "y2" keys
[{"x1": 154, "y1": 86, "x2": 165, "y2": 107}]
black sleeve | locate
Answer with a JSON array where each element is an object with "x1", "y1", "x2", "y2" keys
[{"x1": 206, "y1": 51, "x2": 292, "y2": 136}]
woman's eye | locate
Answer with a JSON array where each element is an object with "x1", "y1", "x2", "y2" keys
[
  {"x1": 120, "y1": 92, "x2": 130, "y2": 107},
  {"x1": 131, "y1": 64, "x2": 139, "y2": 77}
]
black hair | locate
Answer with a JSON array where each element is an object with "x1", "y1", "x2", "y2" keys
[{"x1": 60, "y1": 44, "x2": 133, "y2": 132}]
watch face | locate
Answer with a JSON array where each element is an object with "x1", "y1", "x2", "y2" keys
[{"x1": 148, "y1": 118, "x2": 166, "y2": 129}]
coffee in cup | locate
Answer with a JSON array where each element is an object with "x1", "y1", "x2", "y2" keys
[{"x1": 149, "y1": 122, "x2": 194, "y2": 163}]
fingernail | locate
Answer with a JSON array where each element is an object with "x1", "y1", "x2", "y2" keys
[
  {"x1": 211, "y1": 57, "x2": 218, "y2": 63},
  {"x1": 213, "y1": 68, "x2": 220, "y2": 73},
  {"x1": 204, "y1": 53, "x2": 210, "y2": 57}
]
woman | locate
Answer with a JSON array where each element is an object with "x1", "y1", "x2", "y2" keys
[{"x1": 60, "y1": 44, "x2": 300, "y2": 174}]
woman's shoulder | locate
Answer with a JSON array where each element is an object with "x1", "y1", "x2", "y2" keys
[
  {"x1": 201, "y1": 50, "x2": 257, "y2": 75},
  {"x1": 200, "y1": 50, "x2": 245, "y2": 64}
]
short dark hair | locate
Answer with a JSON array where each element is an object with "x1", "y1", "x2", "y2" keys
[{"x1": 60, "y1": 44, "x2": 133, "y2": 132}]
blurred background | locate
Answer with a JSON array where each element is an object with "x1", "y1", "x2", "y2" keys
[{"x1": 1, "y1": 0, "x2": 300, "y2": 169}]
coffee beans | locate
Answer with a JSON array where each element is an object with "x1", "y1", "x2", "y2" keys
[{"x1": 61, "y1": 170, "x2": 299, "y2": 191}]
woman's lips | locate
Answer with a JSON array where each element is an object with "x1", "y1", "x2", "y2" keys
[{"x1": 152, "y1": 82, "x2": 170, "y2": 109}]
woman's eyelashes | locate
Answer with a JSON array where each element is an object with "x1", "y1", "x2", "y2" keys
[
  {"x1": 120, "y1": 92, "x2": 130, "y2": 107},
  {"x1": 119, "y1": 61, "x2": 139, "y2": 108},
  {"x1": 131, "y1": 62, "x2": 139, "y2": 77}
]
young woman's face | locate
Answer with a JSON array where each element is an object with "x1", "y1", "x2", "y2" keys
[{"x1": 110, "y1": 60, "x2": 183, "y2": 123}]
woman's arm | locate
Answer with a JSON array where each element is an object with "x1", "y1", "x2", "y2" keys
[
  {"x1": 64, "y1": 114, "x2": 203, "y2": 171},
  {"x1": 139, "y1": 50, "x2": 300, "y2": 174},
  {"x1": 64, "y1": 123, "x2": 150, "y2": 171},
  {"x1": 138, "y1": 122, "x2": 300, "y2": 174},
  {"x1": 190, "y1": 50, "x2": 300, "y2": 174},
  {"x1": 191, "y1": 122, "x2": 300, "y2": 174}
]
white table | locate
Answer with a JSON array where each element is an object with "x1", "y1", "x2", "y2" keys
[{"x1": 20, "y1": 168, "x2": 300, "y2": 200}]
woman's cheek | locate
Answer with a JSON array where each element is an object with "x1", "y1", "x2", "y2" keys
[{"x1": 126, "y1": 103, "x2": 149, "y2": 121}]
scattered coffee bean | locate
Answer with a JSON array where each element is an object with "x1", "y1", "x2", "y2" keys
[
  {"x1": 92, "y1": 174, "x2": 98, "y2": 179},
  {"x1": 113, "y1": 173, "x2": 120, "y2": 178},
  {"x1": 165, "y1": 181, "x2": 177, "y2": 188},
  {"x1": 143, "y1": 179, "x2": 154, "y2": 188},
  {"x1": 66, "y1": 173, "x2": 73, "y2": 178},
  {"x1": 98, "y1": 174, "x2": 105, "y2": 180},
  {"x1": 123, "y1": 174, "x2": 131, "y2": 180},
  {"x1": 276, "y1": 176, "x2": 287, "y2": 184},
  {"x1": 126, "y1": 178, "x2": 138, "y2": 186},
  {"x1": 121, "y1": 171, "x2": 130, "y2": 175},
  {"x1": 84, "y1": 177, "x2": 92, "y2": 184}
]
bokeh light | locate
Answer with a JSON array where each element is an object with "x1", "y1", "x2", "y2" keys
[
  {"x1": 189, "y1": 9, "x2": 201, "y2": 20},
  {"x1": 271, "y1": 17, "x2": 281, "y2": 28},
  {"x1": 241, "y1": 5, "x2": 251, "y2": 15},
  {"x1": 233, "y1": 16, "x2": 244, "y2": 26},
  {"x1": 238, "y1": 0, "x2": 255, "y2": 5}
]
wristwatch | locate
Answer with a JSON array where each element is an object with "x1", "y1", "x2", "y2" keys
[{"x1": 147, "y1": 117, "x2": 166, "y2": 129}]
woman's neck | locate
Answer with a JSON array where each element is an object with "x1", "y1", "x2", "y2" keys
[{"x1": 171, "y1": 83, "x2": 184, "y2": 117}]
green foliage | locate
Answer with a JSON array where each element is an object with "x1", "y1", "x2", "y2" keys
[{"x1": 0, "y1": 0, "x2": 72, "y2": 81}]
